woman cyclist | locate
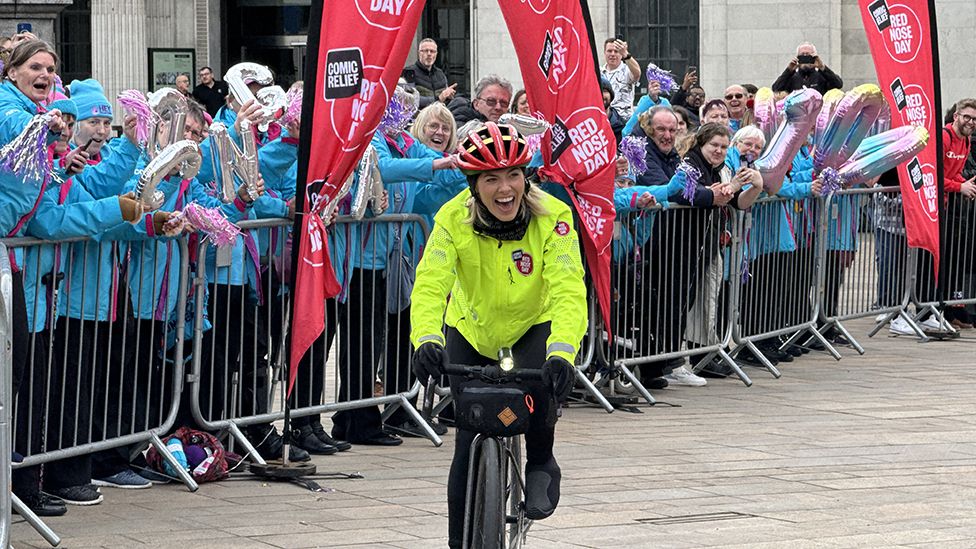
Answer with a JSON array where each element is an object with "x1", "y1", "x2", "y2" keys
[{"x1": 409, "y1": 122, "x2": 587, "y2": 548}]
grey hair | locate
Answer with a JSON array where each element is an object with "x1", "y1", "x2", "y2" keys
[
  {"x1": 419, "y1": 38, "x2": 437, "y2": 48},
  {"x1": 732, "y1": 125, "x2": 766, "y2": 148},
  {"x1": 796, "y1": 42, "x2": 817, "y2": 56},
  {"x1": 474, "y1": 74, "x2": 514, "y2": 100},
  {"x1": 637, "y1": 105, "x2": 678, "y2": 134}
]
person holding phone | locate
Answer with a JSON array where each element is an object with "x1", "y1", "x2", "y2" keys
[
  {"x1": 772, "y1": 42, "x2": 843, "y2": 96},
  {"x1": 601, "y1": 37, "x2": 641, "y2": 119}
]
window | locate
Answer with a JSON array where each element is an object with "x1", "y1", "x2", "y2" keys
[
  {"x1": 56, "y1": 0, "x2": 92, "y2": 84},
  {"x1": 616, "y1": 0, "x2": 699, "y2": 93},
  {"x1": 421, "y1": 0, "x2": 470, "y2": 95}
]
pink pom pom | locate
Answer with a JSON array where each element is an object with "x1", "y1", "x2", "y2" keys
[
  {"x1": 118, "y1": 90, "x2": 157, "y2": 147},
  {"x1": 180, "y1": 203, "x2": 241, "y2": 247},
  {"x1": 279, "y1": 87, "x2": 303, "y2": 128}
]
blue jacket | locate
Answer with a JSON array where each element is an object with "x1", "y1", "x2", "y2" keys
[
  {"x1": 0, "y1": 81, "x2": 59, "y2": 269},
  {"x1": 56, "y1": 140, "x2": 143, "y2": 322},
  {"x1": 23, "y1": 176, "x2": 126, "y2": 332},
  {"x1": 123, "y1": 171, "x2": 252, "y2": 320},
  {"x1": 622, "y1": 95, "x2": 672, "y2": 138}
]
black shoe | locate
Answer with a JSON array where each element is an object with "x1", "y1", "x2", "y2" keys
[
  {"x1": 255, "y1": 428, "x2": 311, "y2": 462},
  {"x1": 783, "y1": 344, "x2": 804, "y2": 357},
  {"x1": 356, "y1": 432, "x2": 403, "y2": 446},
  {"x1": 644, "y1": 376, "x2": 668, "y2": 389},
  {"x1": 524, "y1": 458, "x2": 561, "y2": 521},
  {"x1": 700, "y1": 360, "x2": 735, "y2": 379},
  {"x1": 758, "y1": 344, "x2": 792, "y2": 363},
  {"x1": 311, "y1": 422, "x2": 352, "y2": 452},
  {"x1": 740, "y1": 349, "x2": 776, "y2": 367},
  {"x1": 17, "y1": 493, "x2": 67, "y2": 517},
  {"x1": 44, "y1": 484, "x2": 103, "y2": 506},
  {"x1": 292, "y1": 426, "x2": 338, "y2": 455}
]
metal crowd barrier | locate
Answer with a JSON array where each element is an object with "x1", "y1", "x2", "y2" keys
[
  {"x1": 0, "y1": 236, "x2": 199, "y2": 500},
  {"x1": 908, "y1": 192, "x2": 976, "y2": 334},
  {"x1": 0, "y1": 242, "x2": 12, "y2": 548},
  {"x1": 819, "y1": 186, "x2": 927, "y2": 346},
  {"x1": 187, "y1": 214, "x2": 444, "y2": 463}
]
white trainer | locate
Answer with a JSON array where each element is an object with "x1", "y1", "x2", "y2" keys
[
  {"x1": 888, "y1": 316, "x2": 915, "y2": 336},
  {"x1": 921, "y1": 316, "x2": 947, "y2": 332},
  {"x1": 664, "y1": 366, "x2": 707, "y2": 387}
]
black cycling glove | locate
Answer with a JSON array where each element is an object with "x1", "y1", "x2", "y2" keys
[
  {"x1": 412, "y1": 342, "x2": 447, "y2": 382},
  {"x1": 542, "y1": 356, "x2": 574, "y2": 403}
]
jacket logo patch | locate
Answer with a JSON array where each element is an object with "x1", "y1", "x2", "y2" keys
[
  {"x1": 555, "y1": 221, "x2": 570, "y2": 236},
  {"x1": 511, "y1": 249, "x2": 533, "y2": 276}
]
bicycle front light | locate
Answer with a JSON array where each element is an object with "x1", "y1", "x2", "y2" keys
[{"x1": 498, "y1": 347, "x2": 514, "y2": 372}]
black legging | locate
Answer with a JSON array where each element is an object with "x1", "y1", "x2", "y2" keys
[{"x1": 445, "y1": 323, "x2": 558, "y2": 549}]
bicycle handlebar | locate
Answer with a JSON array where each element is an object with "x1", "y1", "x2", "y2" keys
[{"x1": 441, "y1": 363, "x2": 544, "y2": 382}]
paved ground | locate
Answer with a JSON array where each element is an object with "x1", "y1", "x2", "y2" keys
[{"x1": 12, "y1": 319, "x2": 976, "y2": 548}]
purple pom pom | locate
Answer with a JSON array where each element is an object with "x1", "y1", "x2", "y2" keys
[
  {"x1": 820, "y1": 167, "x2": 843, "y2": 196},
  {"x1": 645, "y1": 64, "x2": 678, "y2": 94},
  {"x1": 619, "y1": 136, "x2": 648, "y2": 175},
  {"x1": 741, "y1": 257, "x2": 751, "y2": 284},
  {"x1": 677, "y1": 161, "x2": 701, "y2": 202},
  {"x1": 378, "y1": 94, "x2": 416, "y2": 135},
  {"x1": 0, "y1": 114, "x2": 53, "y2": 183}
]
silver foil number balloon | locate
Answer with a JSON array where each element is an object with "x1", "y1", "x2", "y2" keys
[
  {"x1": 136, "y1": 140, "x2": 202, "y2": 209},
  {"x1": 207, "y1": 123, "x2": 240, "y2": 203},
  {"x1": 225, "y1": 63, "x2": 284, "y2": 132},
  {"x1": 498, "y1": 113, "x2": 550, "y2": 136},
  {"x1": 147, "y1": 88, "x2": 189, "y2": 158}
]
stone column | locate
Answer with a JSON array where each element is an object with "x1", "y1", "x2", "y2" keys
[{"x1": 91, "y1": 0, "x2": 147, "y2": 123}]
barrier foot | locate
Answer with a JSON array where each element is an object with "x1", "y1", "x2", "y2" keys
[
  {"x1": 716, "y1": 348, "x2": 752, "y2": 387},
  {"x1": 11, "y1": 494, "x2": 60, "y2": 547},
  {"x1": 807, "y1": 327, "x2": 842, "y2": 361},
  {"x1": 398, "y1": 394, "x2": 443, "y2": 447},
  {"x1": 867, "y1": 310, "x2": 898, "y2": 338},
  {"x1": 149, "y1": 433, "x2": 199, "y2": 492},
  {"x1": 227, "y1": 423, "x2": 266, "y2": 466},
  {"x1": 574, "y1": 367, "x2": 614, "y2": 413},
  {"x1": 616, "y1": 364, "x2": 656, "y2": 406},
  {"x1": 827, "y1": 321, "x2": 865, "y2": 355},
  {"x1": 743, "y1": 341, "x2": 781, "y2": 378}
]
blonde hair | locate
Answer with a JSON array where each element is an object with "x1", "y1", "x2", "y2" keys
[
  {"x1": 411, "y1": 102, "x2": 458, "y2": 152},
  {"x1": 464, "y1": 177, "x2": 549, "y2": 226},
  {"x1": 732, "y1": 125, "x2": 766, "y2": 148}
]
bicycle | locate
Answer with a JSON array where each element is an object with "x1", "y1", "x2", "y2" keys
[{"x1": 423, "y1": 348, "x2": 544, "y2": 549}]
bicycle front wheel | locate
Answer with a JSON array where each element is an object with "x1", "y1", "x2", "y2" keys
[{"x1": 470, "y1": 439, "x2": 506, "y2": 549}]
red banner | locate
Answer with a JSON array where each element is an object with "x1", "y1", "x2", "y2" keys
[
  {"x1": 497, "y1": 0, "x2": 617, "y2": 337},
  {"x1": 289, "y1": 0, "x2": 425, "y2": 395},
  {"x1": 858, "y1": 0, "x2": 941, "y2": 272}
]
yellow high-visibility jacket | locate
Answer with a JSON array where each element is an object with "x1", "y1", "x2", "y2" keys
[{"x1": 410, "y1": 189, "x2": 587, "y2": 363}]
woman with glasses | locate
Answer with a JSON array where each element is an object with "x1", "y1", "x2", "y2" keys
[{"x1": 723, "y1": 85, "x2": 753, "y2": 132}]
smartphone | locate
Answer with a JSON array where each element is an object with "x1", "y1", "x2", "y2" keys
[
  {"x1": 83, "y1": 138, "x2": 98, "y2": 154},
  {"x1": 16, "y1": 22, "x2": 32, "y2": 34},
  {"x1": 797, "y1": 54, "x2": 816, "y2": 64},
  {"x1": 687, "y1": 65, "x2": 697, "y2": 74}
]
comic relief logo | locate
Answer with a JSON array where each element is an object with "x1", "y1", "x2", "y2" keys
[
  {"x1": 905, "y1": 158, "x2": 937, "y2": 221},
  {"x1": 521, "y1": 0, "x2": 552, "y2": 14},
  {"x1": 324, "y1": 48, "x2": 363, "y2": 100},
  {"x1": 868, "y1": 0, "x2": 891, "y2": 31},
  {"x1": 551, "y1": 107, "x2": 612, "y2": 178},
  {"x1": 511, "y1": 250, "x2": 533, "y2": 276},
  {"x1": 881, "y1": 4, "x2": 923, "y2": 63},
  {"x1": 356, "y1": 0, "x2": 417, "y2": 30},
  {"x1": 536, "y1": 16, "x2": 581, "y2": 94},
  {"x1": 328, "y1": 64, "x2": 389, "y2": 151},
  {"x1": 894, "y1": 82, "x2": 931, "y2": 130}
]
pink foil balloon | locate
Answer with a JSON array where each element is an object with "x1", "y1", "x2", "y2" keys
[
  {"x1": 814, "y1": 88, "x2": 844, "y2": 150},
  {"x1": 837, "y1": 125, "x2": 929, "y2": 186},
  {"x1": 814, "y1": 84, "x2": 884, "y2": 172},
  {"x1": 755, "y1": 88, "x2": 823, "y2": 194}
]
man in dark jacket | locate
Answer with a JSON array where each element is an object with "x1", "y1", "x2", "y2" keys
[
  {"x1": 402, "y1": 38, "x2": 457, "y2": 108},
  {"x1": 772, "y1": 43, "x2": 843, "y2": 96},
  {"x1": 634, "y1": 106, "x2": 681, "y2": 188},
  {"x1": 448, "y1": 74, "x2": 512, "y2": 126}
]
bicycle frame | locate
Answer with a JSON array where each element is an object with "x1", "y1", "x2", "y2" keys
[{"x1": 462, "y1": 432, "x2": 532, "y2": 549}]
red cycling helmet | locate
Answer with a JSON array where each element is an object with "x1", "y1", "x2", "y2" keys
[{"x1": 456, "y1": 122, "x2": 532, "y2": 175}]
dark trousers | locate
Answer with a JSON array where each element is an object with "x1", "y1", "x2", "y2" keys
[
  {"x1": 384, "y1": 305, "x2": 416, "y2": 426},
  {"x1": 822, "y1": 250, "x2": 852, "y2": 321},
  {"x1": 332, "y1": 269, "x2": 386, "y2": 442},
  {"x1": 445, "y1": 323, "x2": 558, "y2": 549},
  {"x1": 11, "y1": 271, "x2": 45, "y2": 500},
  {"x1": 875, "y1": 229, "x2": 907, "y2": 309}
]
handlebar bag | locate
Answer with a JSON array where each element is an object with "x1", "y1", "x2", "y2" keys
[{"x1": 454, "y1": 379, "x2": 534, "y2": 437}]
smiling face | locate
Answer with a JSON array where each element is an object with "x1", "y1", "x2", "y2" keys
[
  {"x1": 55, "y1": 114, "x2": 76, "y2": 155},
  {"x1": 604, "y1": 41, "x2": 622, "y2": 69},
  {"x1": 649, "y1": 110, "x2": 678, "y2": 154},
  {"x1": 9, "y1": 51, "x2": 57, "y2": 104},
  {"x1": 724, "y1": 85, "x2": 747, "y2": 118},
  {"x1": 516, "y1": 93, "x2": 530, "y2": 115},
  {"x1": 474, "y1": 84, "x2": 511, "y2": 122},
  {"x1": 954, "y1": 106, "x2": 976, "y2": 138},
  {"x1": 422, "y1": 116, "x2": 452, "y2": 152},
  {"x1": 475, "y1": 167, "x2": 526, "y2": 222},
  {"x1": 73, "y1": 117, "x2": 112, "y2": 155},
  {"x1": 736, "y1": 135, "x2": 765, "y2": 161},
  {"x1": 702, "y1": 135, "x2": 731, "y2": 167}
]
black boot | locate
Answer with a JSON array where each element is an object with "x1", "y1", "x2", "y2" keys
[
  {"x1": 17, "y1": 493, "x2": 67, "y2": 517},
  {"x1": 292, "y1": 426, "x2": 338, "y2": 455},
  {"x1": 252, "y1": 426, "x2": 311, "y2": 462},
  {"x1": 310, "y1": 421, "x2": 352, "y2": 452}
]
